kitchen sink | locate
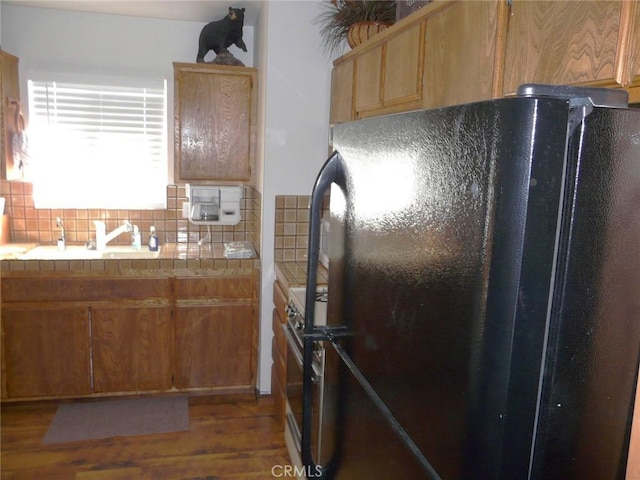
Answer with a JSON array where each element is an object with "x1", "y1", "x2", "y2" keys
[{"x1": 17, "y1": 245, "x2": 161, "y2": 260}]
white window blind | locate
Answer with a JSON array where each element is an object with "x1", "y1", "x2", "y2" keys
[{"x1": 27, "y1": 79, "x2": 167, "y2": 209}]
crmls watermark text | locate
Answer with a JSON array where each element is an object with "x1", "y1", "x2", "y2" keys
[{"x1": 271, "y1": 464, "x2": 322, "y2": 478}]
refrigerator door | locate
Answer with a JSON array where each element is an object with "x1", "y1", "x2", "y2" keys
[
  {"x1": 529, "y1": 106, "x2": 640, "y2": 479},
  {"x1": 317, "y1": 97, "x2": 575, "y2": 479}
]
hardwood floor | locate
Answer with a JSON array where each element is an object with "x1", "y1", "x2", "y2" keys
[{"x1": 1, "y1": 394, "x2": 291, "y2": 479}]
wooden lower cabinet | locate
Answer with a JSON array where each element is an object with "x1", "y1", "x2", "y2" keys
[
  {"x1": 2, "y1": 305, "x2": 91, "y2": 398},
  {"x1": 175, "y1": 303, "x2": 253, "y2": 390},
  {"x1": 91, "y1": 304, "x2": 172, "y2": 393},
  {"x1": 271, "y1": 280, "x2": 288, "y2": 427},
  {"x1": 1, "y1": 270, "x2": 258, "y2": 401}
]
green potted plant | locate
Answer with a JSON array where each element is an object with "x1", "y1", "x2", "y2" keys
[{"x1": 315, "y1": 0, "x2": 397, "y2": 57}]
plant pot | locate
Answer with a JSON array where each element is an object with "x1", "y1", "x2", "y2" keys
[{"x1": 347, "y1": 21, "x2": 392, "y2": 49}]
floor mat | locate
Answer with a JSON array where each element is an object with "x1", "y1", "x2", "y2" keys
[{"x1": 43, "y1": 396, "x2": 189, "y2": 444}]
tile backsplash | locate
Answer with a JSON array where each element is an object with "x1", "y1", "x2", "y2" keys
[
  {"x1": 0, "y1": 181, "x2": 261, "y2": 256},
  {"x1": 274, "y1": 194, "x2": 329, "y2": 263}
]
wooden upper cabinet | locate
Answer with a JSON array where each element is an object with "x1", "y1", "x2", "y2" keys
[
  {"x1": 623, "y1": 0, "x2": 640, "y2": 102},
  {"x1": 423, "y1": 1, "x2": 501, "y2": 109},
  {"x1": 355, "y1": 45, "x2": 384, "y2": 115},
  {"x1": 502, "y1": 0, "x2": 627, "y2": 96},
  {"x1": 330, "y1": 0, "x2": 640, "y2": 121},
  {"x1": 330, "y1": 59, "x2": 354, "y2": 125},
  {"x1": 384, "y1": 20, "x2": 425, "y2": 107},
  {"x1": 1, "y1": 51, "x2": 21, "y2": 181},
  {"x1": 174, "y1": 63, "x2": 257, "y2": 184},
  {"x1": 354, "y1": 20, "x2": 426, "y2": 118}
]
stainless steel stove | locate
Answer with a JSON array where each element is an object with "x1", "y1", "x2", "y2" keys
[
  {"x1": 283, "y1": 286, "x2": 328, "y2": 473},
  {"x1": 286, "y1": 286, "x2": 328, "y2": 346}
]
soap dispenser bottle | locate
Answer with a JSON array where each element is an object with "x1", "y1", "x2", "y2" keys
[
  {"x1": 132, "y1": 225, "x2": 142, "y2": 250},
  {"x1": 149, "y1": 226, "x2": 159, "y2": 251}
]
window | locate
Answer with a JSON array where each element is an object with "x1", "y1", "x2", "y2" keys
[{"x1": 27, "y1": 78, "x2": 167, "y2": 209}]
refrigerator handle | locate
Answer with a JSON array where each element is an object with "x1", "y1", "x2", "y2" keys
[
  {"x1": 302, "y1": 150, "x2": 347, "y2": 477},
  {"x1": 304, "y1": 150, "x2": 347, "y2": 330}
]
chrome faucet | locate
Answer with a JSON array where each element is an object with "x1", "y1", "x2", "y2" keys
[
  {"x1": 56, "y1": 217, "x2": 66, "y2": 251},
  {"x1": 93, "y1": 220, "x2": 133, "y2": 250}
]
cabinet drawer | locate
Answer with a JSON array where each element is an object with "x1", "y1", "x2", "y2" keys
[
  {"x1": 175, "y1": 275, "x2": 254, "y2": 300},
  {"x1": 273, "y1": 280, "x2": 288, "y2": 317},
  {"x1": 273, "y1": 309, "x2": 286, "y2": 359},
  {"x1": 1, "y1": 276, "x2": 171, "y2": 303}
]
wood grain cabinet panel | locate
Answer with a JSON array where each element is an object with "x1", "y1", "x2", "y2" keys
[
  {"x1": 354, "y1": 20, "x2": 426, "y2": 119},
  {"x1": 175, "y1": 304, "x2": 253, "y2": 389},
  {"x1": 423, "y1": 1, "x2": 499, "y2": 109},
  {"x1": 630, "y1": 2, "x2": 640, "y2": 85},
  {"x1": 2, "y1": 306, "x2": 91, "y2": 398},
  {"x1": 174, "y1": 63, "x2": 257, "y2": 183},
  {"x1": 330, "y1": 59, "x2": 355, "y2": 124},
  {"x1": 271, "y1": 280, "x2": 289, "y2": 427},
  {"x1": 1, "y1": 272, "x2": 258, "y2": 400},
  {"x1": 1, "y1": 276, "x2": 170, "y2": 303},
  {"x1": 624, "y1": 0, "x2": 640, "y2": 102},
  {"x1": 174, "y1": 273, "x2": 256, "y2": 391},
  {"x1": 502, "y1": 0, "x2": 625, "y2": 95},
  {"x1": 355, "y1": 45, "x2": 384, "y2": 114},
  {"x1": 174, "y1": 275, "x2": 253, "y2": 300},
  {"x1": 91, "y1": 304, "x2": 172, "y2": 393},
  {"x1": 1, "y1": 51, "x2": 21, "y2": 181},
  {"x1": 384, "y1": 20, "x2": 425, "y2": 107}
]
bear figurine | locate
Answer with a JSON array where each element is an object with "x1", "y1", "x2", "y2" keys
[{"x1": 197, "y1": 7, "x2": 247, "y2": 63}]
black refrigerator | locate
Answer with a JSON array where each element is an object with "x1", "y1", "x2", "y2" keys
[{"x1": 301, "y1": 85, "x2": 640, "y2": 480}]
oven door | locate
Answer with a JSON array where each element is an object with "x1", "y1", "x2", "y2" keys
[{"x1": 283, "y1": 324, "x2": 325, "y2": 462}]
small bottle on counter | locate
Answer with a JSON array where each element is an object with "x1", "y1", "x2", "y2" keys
[
  {"x1": 149, "y1": 226, "x2": 159, "y2": 251},
  {"x1": 132, "y1": 225, "x2": 142, "y2": 250}
]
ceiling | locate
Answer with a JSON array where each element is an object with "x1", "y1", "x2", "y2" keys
[{"x1": 3, "y1": 0, "x2": 264, "y2": 26}]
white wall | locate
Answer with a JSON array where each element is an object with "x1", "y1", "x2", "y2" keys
[
  {"x1": 1, "y1": 3, "x2": 255, "y2": 185},
  {"x1": 256, "y1": 1, "x2": 333, "y2": 393},
  {"x1": 1, "y1": 0, "x2": 334, "y2": 394},
  {"x1": 1, "y1": 4, "x2": 255, "y2": 76}
]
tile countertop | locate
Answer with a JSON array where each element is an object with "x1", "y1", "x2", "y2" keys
[
  {"x1": 0, "y1": 242, "x2": 260, "y2": 272},
  {"x1": 275, "y1": 261, "x2": 329, "y2": 291}
]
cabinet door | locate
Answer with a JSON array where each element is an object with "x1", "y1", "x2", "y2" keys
[
  {"x1": 625, "y1": 1, "x2": 640, "y2": 102},
  {"x1": 355, "y1": 45, "x2": 384, "y2": 115},
  {"x1": 91, "y1": 304, "x2": 172, "y2": 393},
  {"x1": 1, "y1": 51, "x2": 21, "y2": 181},
  {"x1": 175, "y1": 303, "x2": 253, "y2": 389},
  {"x1": 330, "y1": 59, "x2": 355, "y2": 124},
  {"x1": 271, "y1": 280, "x2": 288, "y2": 425},
  {"x1": 2, "y1": 306, "x2": 91, "y2": 398},
  {"x1": 502, "y1": 0, "x2": 625, "y2": 96},
  {"x1": 174, "y1": 63, "x2": 256, "y2": 182},
  {"x1": 423, "y1": 1, "x2": 500, "y2": 109},
  {"x1": 384, "y1": 20, "x2": 425, "y2": 108}
]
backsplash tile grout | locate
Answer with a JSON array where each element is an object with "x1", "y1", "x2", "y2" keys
[
  {"x1": 0, "y1": 181, "x2": 262, "y2": 257},
  {"x1": 274, "y1": 194, "x2": 328, "y2": 263}
]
